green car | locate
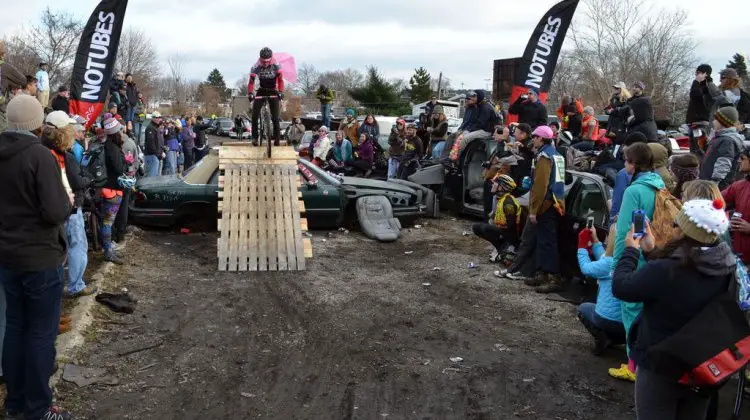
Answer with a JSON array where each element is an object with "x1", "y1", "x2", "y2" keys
[{"x1": 130, "y1": 150, "x2": 437, "y2": 229}]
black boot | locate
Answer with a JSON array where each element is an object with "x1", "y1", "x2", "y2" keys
[
  {"x1": 524, "y1": 272, "x2": 547, "y2": 287},
  {"x1": 535, "y1": 274, "x2": 567, "y2": 294}
]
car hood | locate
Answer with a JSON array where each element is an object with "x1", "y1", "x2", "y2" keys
[
  {"x1": 136, "y1": 175, "x2": 183, "y2": 189},
  {"x1": 340, "y1": 176, "x2": 416, "y2": 195}
]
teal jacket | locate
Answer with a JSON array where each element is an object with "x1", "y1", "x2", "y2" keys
[
  {"x1": 611, "y1": 171, "x2": 665, "y2": 349},
  {"x1": 333, "y1": 139, "x2": 353, "y2": 163}
]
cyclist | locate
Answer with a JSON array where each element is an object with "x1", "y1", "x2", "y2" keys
[{"x1": 247, "y1": 47, "x2": 284, "y2": 146}]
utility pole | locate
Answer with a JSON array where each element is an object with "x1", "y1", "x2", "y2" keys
[
  {"x1": 484, "y1": 78, "x2": 491, "y2": 92},
  {"x1": 436, "y1": 71, "x2": 443, "y2": 100}
]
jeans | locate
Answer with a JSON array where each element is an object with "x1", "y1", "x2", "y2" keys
[
  {"x1": 387, "y1": 157, "x2": 400, "y2": 179},
  {"x1": 0, "y1": 265, "x2": 64, "y2": 419},
  {"x1": 536, "y1": 206, "x2": 560, "y2": 274},
  {"x1": 472, "y1": 223, "x2": 508, "y2": 252},
  {"x1": 164, "y1": 150, "x2": 177, "y2": 175},
  {"x1": 126, "y1": 107, "x2": 136, "y2": 123},
  {"x1": 99, "y1": 195, "x2": 122, "y2": 253},
  {"x1": 508, "y1": 221, "x2": 538, "y2": 276},
  {"x1": 133, "y1": 121, "x2": 143, "y2": 147},
  {"x1": 183, "y1": 144, "x2": 194, "y2": 169},
  {"x1": 572, "y1": 140, "x2": 595, "y2": 151},
  {"x1": 577, "y1": 302, "x2": 626, "y2": 344},
  {"x1": 64, "y1": 209, "x2": 88, "y2": 295},
  {"x1": 144, "y1": 155, "x2": 160, "y2": 177},
  {"x1": 321, "y1": 103, "x2": 332, "y2": 129},
  {"x1": 635, "y1": 367, "x2": 711, "y2": 420}
]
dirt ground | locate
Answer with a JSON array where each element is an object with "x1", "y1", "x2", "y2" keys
[{"x1": 54, "y1": 214, "x2": 747, "y2": 419}]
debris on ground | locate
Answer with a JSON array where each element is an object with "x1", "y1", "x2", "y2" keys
[
  {"x1": 118, "y1": 339, "x2": 164, "y2": 357},
  {"x1": 449, "y1": 357, "x2": 464, "y2": 363},
  {"x1": 62, "y1": 364, "x2": 119, "y2": 387},
  {"x1": 467, "y1": 262, "x2": 477, "y2": 269},
  {"x1": 404, "y1": 251, "x2": 414, "y2": 255},
  {"x1": 433, "y1": 267, "x2": 442, "y2": 271},
  {"x1": 493, "y1": 343, "x2": 511, "y2": 352},
  {"x1": 523, "y1": 377, "x2": 536, "y2": 383},
  {"x1": 240, "y1": 392, "x2": 257, "y2": 398},
  {"x1": 303, "y1": 232, "x2": 313, "y2": 238},
  {"x1": 180, "y1": 228, "x2": 190, "y2": 235},
  {"x1": 95, "y1": 292, "x2": 138, "y2": 314},
  {"x1": 422, "y1": 283, "x2": 431, "y2": 287},
  {"x1": 462, "y1": 231, "x2": 471, "y2": 236},
  {"x1": 414, "y1": 225, "x2": 422, "y2": 229}
]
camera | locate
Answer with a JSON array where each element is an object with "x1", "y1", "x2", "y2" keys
[
  {"x1": 509, "y1": 125, "x2": 517, "y2": 136},
  {"x1": 481, "y1": 161, "x2": 491, "y2": 169}
]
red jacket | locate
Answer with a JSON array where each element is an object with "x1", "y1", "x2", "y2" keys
[{"x1": 723, "y1": 179, "x2": 750, "y2": 264}]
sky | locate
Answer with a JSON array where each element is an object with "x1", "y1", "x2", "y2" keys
[{"x1": 2, "y1": 0, "x2": 749, "y2": 91}]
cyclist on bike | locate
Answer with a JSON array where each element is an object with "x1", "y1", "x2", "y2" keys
[{"x1": 247, "y1": 47, "x2": 284, "y2": 146}]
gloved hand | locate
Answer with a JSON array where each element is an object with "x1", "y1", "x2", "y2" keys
[
  {"x1": 248, "y1": 93, "x2": 255, "y2": 102},
  {"x1": 578, "y1": 229, "x2": 592, "y2": 250},
  {"x1": 278, "y1": 92, "x2": 284, "y2": 100}
]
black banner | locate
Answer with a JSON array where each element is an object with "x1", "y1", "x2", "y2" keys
[
  {"x1": 70, "y1": 0, "x2": 129, "y2": 127},
  {"x1": 509, "y1": 0, "x2": 579, "y2": 108}
]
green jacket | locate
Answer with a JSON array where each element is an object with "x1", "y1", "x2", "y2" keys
[
  {"x1": 316, "y1": 87, "x2": 335, "y2": 104},
  {"x1": 612, "y1": 171, "x2": 665, "y2": 350}
]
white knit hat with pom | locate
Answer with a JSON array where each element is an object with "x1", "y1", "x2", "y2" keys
[{"x1": 675, "y1": 198, "x2": 729, "y2": 244}]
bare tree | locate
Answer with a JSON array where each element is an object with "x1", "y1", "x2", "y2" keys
[
  {"x1": 116, "y1": 28, "x2": 160, "y2": 93},
  {"x1": 236, "y1": 74, "x2": 249, "y2": 96},
  {"x1": 318, "y1": 68, "x2": 365, "y2": 106},
  {"x1": 430, "y1": 75, "x2": 453, "y2": 97},
  {"x1": 2, "y1": 35, "x2": 41, "y2": 76},
  {"x1": 26, "y1": 8, "x2": 83, "y2": 88},
  {"x1": 166, "y1": 54, "x2": 187, "y2": 113},
  {"x1": 295, "y1": 63, "x2": 320, "y2": 96}
]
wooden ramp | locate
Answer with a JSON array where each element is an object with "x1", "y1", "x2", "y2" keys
[{"x1": 217, "y1": 143, "x2": 312, "y2": 271}]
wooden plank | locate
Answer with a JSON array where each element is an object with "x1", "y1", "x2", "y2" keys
[
  {"x1": 248, "y1": 164, "x2": 259, "y2": 271},
  {"x1": 227, "y1": 166, "x2": 242, "y2": 271},
  {"x1": 274, "y1": 166, "x2": 288, "y2": 271},
  {"x1": 285, "y1": 165, "x2": 306, "y2": 269},
  {"x1": 299, "y1": 200, "x2": 306, "y2": 214},
  {"x1": 280, "y1": 164, "x2": 298, "y2": 271},
  {"x1": 219, "y1": 145, "x2": 298, "y2": 161},
  {"x1": 217, "y1": 168, "x2": 234, "y2": 271},
  {"x1": 237, "y1": 166, "x2": 249, "y2": 271},
  {"x1": 265, "y1": 164, "x2": 278, "y2": 271},
  {"x1": 299, "y1": 218, "x2": 308, "y2": 232},
  {"x1": 257, "y1": 164, "x2": 268, "y2": 271},
  {"x1": 303, "y1": 238, "x2": 313, "y2": 258}
]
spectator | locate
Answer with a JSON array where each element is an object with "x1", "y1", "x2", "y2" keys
[
  {"x1": 609, "y1": 132, "x2": 649, "y2": 222},
  {"x1": 473, "y1": 174, "x2": 521, "y2": 262},
  {"x1": 452, "y1": 90, "x2": 496, "y2": 158},
  {"x1": 624, "y1": 81, "x2": 658, "y2": 141},
  {"x1": 429, "y1": 105, "x2": 449, "y2": 159},
  {"x1": 723, "y1": 148, "x2": 750, "y2": 264},
  {"x1": 351, "y1": 133, "x2": 375, "y2": 176},
  {"x1": 358, "y1": 114, "x2": 380, "y2": 140},
  {"x1": 109, "y1": 71, "x2": 125, "y2": 106},
  {"x1": 605, "y1": 82, "x2": 632, "y2": 145},
  {"x1": 71, "y1": 115, "x2": 87, "y2": 164},
  {"x1": 613, "y1": 199, "x2": 734, "y2": 419},
  {"x1": 113, "y1": 122, "x2": 138, "y2": 244},
  {"x1": 181, "y1": 117, "x2": 196, "y2": 169},
  {"x1": 576, "y1": 224, "x2": 625, "y2": 355},
  {"x1": 133, "y1": 92, "x2": 146, "y2": 145},
  {"x1": 331, "y1": 131, "x2": 353, "y2": 167},
  {"x1": 234, "y1": 114, "x2": 244, "y2": 139},
  {"x1": 312, "y1": 126, "x2": 333, "y2": 167},
  {"x1": 424, "y1": 95, "x2": 438, "y2": 117},
  {"x1": 509, "y1": 87, "x2": 548, "y2": 128},
  {"x1": 572, "y1": 106, "x2": 599, "y2": 151},
  {"x1": 107, "y1": 102, "x2": 118, "y2": 118},
  {"x1": 125, "y1": 73, "x2": 139, "y2": 123},
  {"x1": 22, "y1": 75, "x2": 38, "y2": 96},
  {"x1": 719, "y1": 68, "x2": 750, "y2": 124},
  {"x1": 340, "y1": 109, "x2": 360, "y2": 146},
  {"x1": 117, "y1": 85, "x2": 129, "y2": 120},
  {"x1": 699, "y1": 106, "x2": 744, "y2": 190},
  {"x1": 686, "y1": 65, "x2": 724, "y2": 154},
  {"x1": 100, "y1": 117, "x2": 127, "y2": 264},
  {"x1": 647, "y1": 143, "x2": 675, "y2": 192},
  {"x1": 316, "y1": 84, "x2": 335, "y2": 128},
  {"x1": 0, "y1": 95, "x2": 74, "y2": 420},
  {"x1": 556, "y1": 95, "x2": 583, "y2": 137},
  {"x1": 50, "y1": 85, "x2": 70, "y2": 114},
  {"x1": 388, "y1": 118, "x2": 407, "y2": 178},
  {"x1": 143, "y1": 112, "x2": 165, "y2": 177},
  {"x1": 0, "y1": 41, "x2": 26, "y2": 132},
  {"x1": 508, "y1": 123, "x2": 534, "y2": 195},
  {"x1": 484, "y1": 126, "x2": 512, "y2": 221},
  {"x1": 397, "y1": 123, "x2": 424, "y2": 179},
  {"x1": 524, "y1": 125, "x2": 566, "y2": 293},
  {"x1": 35, "y1": 62, "x2": 50, "y2": 107},
  {"x1": 610, "y1": 142, "x2": 662, "y2": 383},
  {"x1": 164, "y1": 120, "x2": 180, "y2": 175},
  {"x1": 288, "y1": 117, "x2": 305, "y2": 146},
  {"x1": 669, "y1": 154, "x2": 700, "y2": 200},
  {"x1": 192, "y1": 115, "x2": 211, "y2": 162}
]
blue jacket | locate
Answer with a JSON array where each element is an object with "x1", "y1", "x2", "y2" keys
[
  {"x1": 358, "y1": 123, "x2": 380, "y2": 139},
  {"x1": 578, "y1": 244, "x2": 622, "y2": 322},
  {"x1": 72, "y1": 141, "x2": 84, "y2": 165},
  {"x1": 333, "y1": 139, "x2": 353, "y2": 163},
  {"x1": 610, "y1": 168, "x2": 632, "y2": 222}
]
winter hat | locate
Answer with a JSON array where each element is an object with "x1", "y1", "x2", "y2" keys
[
  {"x1": 675, "y1": 198, "x2": 729, "y2": 244},
  {"x1": 624, "y1": 131, "x2": 648, "y2": 146},
  {"x1": 45, "y1": 110, "x2": 76, "y2": 128},
  {"x1": 103, "y1": 117, "x2": 121, "y2": 135},
  {"x1": 433, "y1": 105, "x2": 444, "y2": 114},
  {"x1": 715, "y1": 106, "x2": 739, "y2": 128},
  {"x1": 531, "y1": 125, "x2": 554, "y2": 139},
  {"x1": 720, "y1": 68, "x2": 739, "y2": 79},
  {"x1": 516, "y1": 123, "x2": 533, "y2": 136},
  {"x1": 527, "y1": 87, "x2": 540, "y2": 96},
  {"x1": 6, "y1": 94, "x2": 44, "y2": 131},
  {"x1": 696, "y1": 64, "x2": 713, "y2": 75},
  {"x1": 632, "y1": 81, "x2": 646, "y2": 90},
  {"x1": 108, "y1": 102, "x2": 118, "y2": 110},
  {"x1": 583, "y1": 106, "x2": 595, "y2": 115},
  {"x1": 611, "y1": 81, "x2": 627, "y2": 90}
]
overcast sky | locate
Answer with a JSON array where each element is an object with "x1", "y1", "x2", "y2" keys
[{"x1": 2, "y1": 0, "x2": 749, "y2": 90}]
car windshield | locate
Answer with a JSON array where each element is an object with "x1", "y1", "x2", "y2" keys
[
  {"x1": 182, "y1": 153, "x2": 218, "y2": 185},
  {"x1": 298, "y1": 159, "x2": 341, "y2": 187}
]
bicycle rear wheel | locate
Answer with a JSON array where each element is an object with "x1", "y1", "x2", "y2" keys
[{"x1": 262, "y1": 105, "x2": 272, "y2": 158}]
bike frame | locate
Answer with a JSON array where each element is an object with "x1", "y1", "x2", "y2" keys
[{"x1": 253, "y1": 95, "x2": 279, "y2": 158}]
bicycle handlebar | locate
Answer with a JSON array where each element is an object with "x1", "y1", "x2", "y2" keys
[{"x1": 253, "y1": 95, "x2": 279, "y2": 99}]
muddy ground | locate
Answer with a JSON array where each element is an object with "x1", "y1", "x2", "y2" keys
[{"x1": 55, "y1": 214, "x2": 745, "y2": 419}]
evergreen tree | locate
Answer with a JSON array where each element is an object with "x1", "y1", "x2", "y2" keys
[
  {"x1": 409, "y1": 67, "x2": 432, "y2": 102},
  {"x1": 349, "y1": 66, "x2": 408, "y2": 116},
  {"x1": 206, "y1": 68, "x2": 228, "y2": 100},
  {"x1": 727, "y1": 53, "x2": 748, "y2": 78}
]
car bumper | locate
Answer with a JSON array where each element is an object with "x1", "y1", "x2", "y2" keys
[
  {"x1": 392, "y1": 205, "x2": 426, "y2": 218},
  {"x1": 129, "y1": 204, "x2": 176, "y2": 227}
]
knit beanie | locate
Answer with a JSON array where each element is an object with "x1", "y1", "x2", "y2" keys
[
  {"x1": 675, "y1": 198, "x2": 729, "y2": 244},
  {"x1": 103, "y1": 117, "x2": 121, "y2": 135},
  {"x1": 696, "y1": 64, "x2": 713, "y2": 75},
  {"x1": 624, "y1": 131, "x2": 648, "y2": 146},
  {"x1": 6, "y1": 94, "x2": 44, "y2": 131},
  {"x1": 715, "y1": 106, "x2": 739, "y2": 128}
]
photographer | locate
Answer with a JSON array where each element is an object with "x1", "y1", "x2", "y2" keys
[
  {"x1": 507, "y1": 123, "x2": 534, "y2": 195},
  {"x1": 509, "y1": 88, "x2": 548, "y2": 128},
  {"x1": 472, "y1": 175, "x2": 522, "y2": 263}
]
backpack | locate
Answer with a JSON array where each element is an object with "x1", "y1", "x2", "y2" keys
[
  {"x1": 82, "y1": 142, "x2": 108, "y2": 188},
  {"x1": 650, "y1": 188, "x2": 683, "y2": 248}
]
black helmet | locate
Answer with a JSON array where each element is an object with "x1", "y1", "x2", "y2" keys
[{"x1": 259, "y1": 47, "x2": 273, "y2": 59}]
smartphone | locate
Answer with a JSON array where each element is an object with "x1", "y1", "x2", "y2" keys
[
  {"x1": 586, "y1": 217, "x2": 594, "y2": 229},
  {"x1": 632, "y1": 210, "x2": 646, "y2": 238}
]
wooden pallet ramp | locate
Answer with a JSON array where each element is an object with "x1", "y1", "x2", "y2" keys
[{"x1": 217, "y1": 144, "x2": 311, "y2": 271}]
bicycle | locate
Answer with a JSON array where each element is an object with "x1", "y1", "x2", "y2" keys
[{"x1": 253, "y1": 95, "x2": 279, "y2": 158}]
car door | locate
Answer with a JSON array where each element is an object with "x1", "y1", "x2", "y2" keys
[
  {"x1": 298, "y1": 164, "x2": 344, "y2": 228},
  {"x1": 563, "y1": 174, "x2": 612, "y2": 278}
]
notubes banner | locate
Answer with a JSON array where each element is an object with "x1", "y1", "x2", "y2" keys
[
  {"x1": 509, "y1": 0, "x2": 579, "y2": 111},
  {"x1": 70, "y1": 0, "x2": 129, "y2": 128}
]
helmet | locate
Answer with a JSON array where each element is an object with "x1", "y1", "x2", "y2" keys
[
  {"x1": 492, "y1": 174, "x2": 517, "y2": 192},
  {"x1": 532, "y1": 125, "x2": 554, "y2": 139},
  {"x1": 117, "y1": 175, "x2": 137, "y2": 190},
  {"x1": 259, "y1": 47, "x2": 273, "y2": 60}
]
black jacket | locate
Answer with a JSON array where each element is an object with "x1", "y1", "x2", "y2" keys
[
  {"x1": 606, "y1": 96, "x2": 627, "y2": 142},
  {"x1": 104, "y1": 139, "x2": 126, "y2": 190},
  {"x1": 738, "y1": 89, "x2": 750, "y2": 124},
  {"x1": 509, "y1": 97, "x2": 547, "y2": 128},
  {"x1": 193, "y1": 122, "x2": 211, "y2": 148},
  {"x1": 686, "y1": 80, "x2": 721, "y2": 124},
  {"x1": 126, "y1": 82, "x2": 139, "y2": 107},
  {"x1": 465, "y1": 101, "x2": 497, "y2": 133},
  {"x1": 613, "y1": 244, "x2": 735, "y2": 374},
  {"x1": 144, "y1": 122, "x2": 164, "y2": 156},
  {"x1": 0, "y1": 131, "x2": 71, "y2": 271},
  {"x1": 64, "y1": 151, "x2": 91, "y2": 209},
  {"x1": 50, "y1": 95, "x2": 69, "y2": 114},
  {"x1": 620, "y1": 95, "x2": 658, "y2": 141}
]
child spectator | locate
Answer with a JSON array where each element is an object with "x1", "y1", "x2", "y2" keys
[{"x1": 473, "y1": 175, "x2": 521, "y2": 263}]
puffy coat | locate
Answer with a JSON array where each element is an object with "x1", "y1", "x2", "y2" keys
[
  {"x1": 578, "y1": 244, "x2": 622, "y2": 322},
  {"x1": 700, "y1": 127, "x2": 744, "y2": 190}
]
